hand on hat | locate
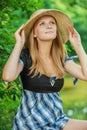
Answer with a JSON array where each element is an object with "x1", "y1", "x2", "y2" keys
[
  {"x1": 68, "y1": 27, "x2": 81, "y2": 48},
  {"x1": 14, "y1": 25, "x2": 25, "y2": 47}
]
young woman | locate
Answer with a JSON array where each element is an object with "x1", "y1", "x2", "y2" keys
[{"x1": 2, "y1": 9, "x2": 87, "y2": 130}]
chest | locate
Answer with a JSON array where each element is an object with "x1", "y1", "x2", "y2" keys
[
  {"x1": 40, "y1": 58, "x2": 58, "y2": 77},
  {"x1": 20, "y1": 71, "x2": 64, "y2": 93}
]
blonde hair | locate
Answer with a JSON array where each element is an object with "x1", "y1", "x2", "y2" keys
[{"x1": 25, "y1": 27, "x2": 65, "y2": 78}]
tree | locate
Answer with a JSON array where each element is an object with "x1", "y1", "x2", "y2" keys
[{"x1": 51, "y1": 0, "x2": 87, "y2": 55}]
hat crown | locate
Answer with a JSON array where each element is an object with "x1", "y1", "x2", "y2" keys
[
  {"x1": 30, "y1": 9, "x2": 47, "y2": 18},
  {"x1": 30, "y1": 9, "x2": 55, "y2": 21}
]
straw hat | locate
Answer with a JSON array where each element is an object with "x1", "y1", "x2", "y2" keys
[{"x1": 24, "y1": 9, "x2": 73, "y2": 46}]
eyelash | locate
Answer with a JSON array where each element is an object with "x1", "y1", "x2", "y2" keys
[
  {"x1": 39, "y1": 21, "x2": 56, "y2": 26},
  {"x1": 39, "y1": 22, "x2": 44, "y2": 25}
]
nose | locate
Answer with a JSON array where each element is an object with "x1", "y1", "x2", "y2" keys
[{"x1": 46, "y1": 23, "x2": 52, "y2": 28}]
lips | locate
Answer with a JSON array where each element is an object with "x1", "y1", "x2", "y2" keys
[{"x1": 45, "y1": 31, "x2": 53, "y2": 34}]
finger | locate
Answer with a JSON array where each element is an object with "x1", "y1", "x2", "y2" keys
[
  {"x1": 67, "y1": 26, "x2": 74, "y2": 34},
  {"x1": 14, "y1": 25, "x2": 24, "y2": 39},
  {"x1": 69, "y1": 27, "x2": 79, "y2": 39},
  {"x1": 15, "y1": 24, "x2": 24, "y2": 34},
  {"x1": 69, "y1": 31, "x2": 73, "y2": 40},
  {"x1": 21, "y1": 30, "x2": 25, "y2": 41},
  {"x1": 18, "y1": 24, "x2": 24, "y2": 31},
  {"x1": 73, "y1": 28, "x2": 79, "y2": 35},
  {"x1": 67, "y1": 26, "x2": 73, "y2": 38}
]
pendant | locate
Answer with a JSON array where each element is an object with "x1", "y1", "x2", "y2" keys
[{"x1": 50, "y1": 75, "x2": 56, "y2": 87}]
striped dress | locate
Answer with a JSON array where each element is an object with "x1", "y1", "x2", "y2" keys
[
  {"x1": 12, "y1": 90, "x2": 69, "y2": 130},
  {"x1": 12, "y1": 49, "x2": 70, "y2": 130}
]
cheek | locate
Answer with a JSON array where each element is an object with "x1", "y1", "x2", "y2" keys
[
  {"x1": 35, "y1": 28, "x2": 44, "y2": 38},
  {"x1": 34, "y1": 27, "x2": 39, "y2": 35},
  {"x1": 55, "y1": 26, "x2": 57, "y2": 33},
  {"x1": 53, "y1": 28, "x2": 57, "y2": 37}
]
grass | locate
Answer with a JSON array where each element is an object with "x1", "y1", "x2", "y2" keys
[
  {"x1": 60, "y1": 76, "x2": 87, "y2": 120},
  {"x1": 0, "y1": 76, "x2": 87, "y2": 130}
]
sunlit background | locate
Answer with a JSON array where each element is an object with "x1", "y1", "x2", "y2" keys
[{"x1": 0, "y1": 0, "x2": 87, "y2": 129}]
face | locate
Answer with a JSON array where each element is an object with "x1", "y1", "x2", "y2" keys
[{"x1": 34, "y1": 15, "x2": 57, "y2": 42}]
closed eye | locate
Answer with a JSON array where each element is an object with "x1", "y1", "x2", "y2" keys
[
  {"x1": 50, "y1": 21, "x2": 56, "y2": 25},
  {"x1": 39, "y1": 22, "x2": 45, "y2": 26}
]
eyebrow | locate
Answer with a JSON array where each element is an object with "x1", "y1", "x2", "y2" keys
[
  {"x1": 34, "y1": 16, "x2": 56, "y2": 27},
  {"x1": 38, "y1": 18, "x2": 56, "y2": 24}
]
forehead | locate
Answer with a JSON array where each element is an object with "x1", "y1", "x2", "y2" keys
[
  {"x1": 33, "y1": 15, "x2": 57, "y2": 29},
  {"x1": 37, "y1": 15, "x2": 56, "y2": 22},
  {"x1": 35, "y1": 15, "x2": 56, "y2": 26}
]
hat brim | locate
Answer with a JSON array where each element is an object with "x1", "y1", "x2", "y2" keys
[{"x1": 24, "y1": 9, "x2": 73, "y2": 45}]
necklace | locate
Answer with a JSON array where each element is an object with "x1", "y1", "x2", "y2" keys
[{"x1": 50, "y1": 75, "x2": 56, "y2": 86}]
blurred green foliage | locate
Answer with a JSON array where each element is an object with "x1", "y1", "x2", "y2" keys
[
  {"x1": 0, "y1": 0, "x2": 87, "y2": 98},
  {"x1": 0, "y1": 0, "x2": 45, "y2": 100},
  {"x1": 0, "y1": 0, "x2": 87, "y2": 129}
]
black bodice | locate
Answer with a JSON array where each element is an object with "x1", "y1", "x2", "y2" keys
[{"x1": 20, "y1": 49, "x2": 64, "y2": 93}]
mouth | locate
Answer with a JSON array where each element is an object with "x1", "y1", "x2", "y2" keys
[{"x1": 45, "y1": 31, "x2": 53, "y2": 34}]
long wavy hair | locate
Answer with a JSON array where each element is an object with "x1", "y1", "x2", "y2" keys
[{"x1": 25, "y1": 20, "x2": 66, "y2": 78}]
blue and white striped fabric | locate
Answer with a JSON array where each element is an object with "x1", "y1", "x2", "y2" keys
[{"x1": 12, "y1": 90, "x2": 69, "y2": 130}]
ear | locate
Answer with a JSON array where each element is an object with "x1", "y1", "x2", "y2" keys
[{"x1": 34, "y1": 34, "x2": 37, "y2": 38}]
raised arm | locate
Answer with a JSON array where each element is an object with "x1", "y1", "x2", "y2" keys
[
  {"x1": 2, "y1": 25, "x2": 25, "y2": 82},
  {"x1": 64, "y1": 27, "x2": 87, "y2": 81}
]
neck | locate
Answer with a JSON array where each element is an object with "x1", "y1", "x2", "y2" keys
[{"x1": 38, "y1": 40, "x2": 52, "y2": 59}]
